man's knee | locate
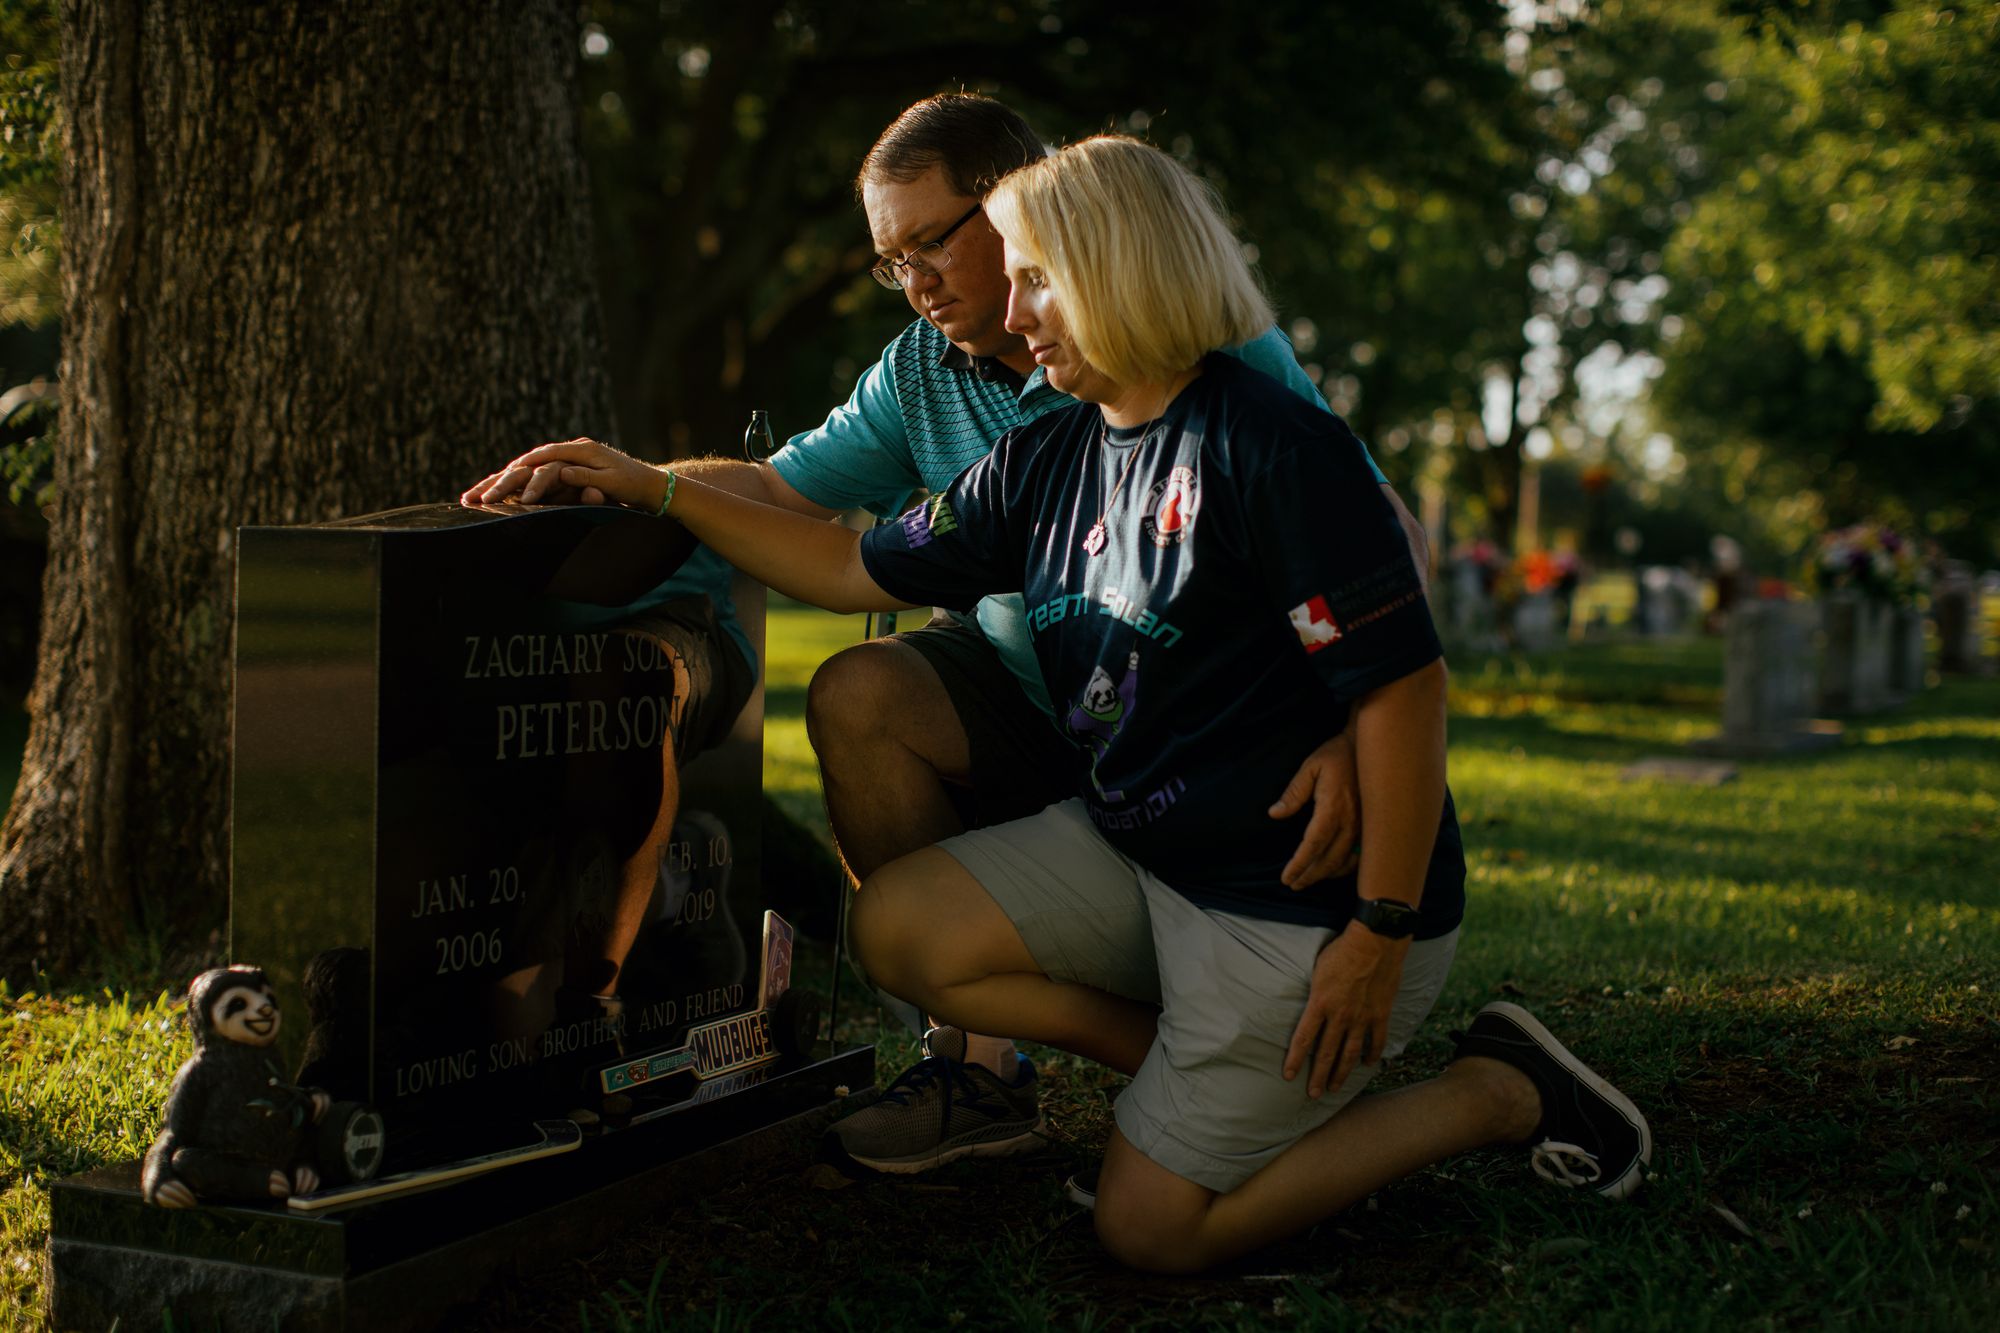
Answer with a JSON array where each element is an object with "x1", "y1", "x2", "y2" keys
[
  {"x1": 806, "y1": 641, "x2": 965, "y2": 771},
  {"x1": 806, "y1": 642, "x2": 902, "y2": 752}
]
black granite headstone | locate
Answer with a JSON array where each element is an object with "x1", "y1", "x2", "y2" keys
[
  {"x1": 228, "y1": 502, "x2": 788, "y2": 1163},
  {"x1": 49, "y1": 501, "x2": 873, "y2": 1330}
]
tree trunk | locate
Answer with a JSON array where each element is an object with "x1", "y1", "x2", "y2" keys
[
  {"x1": 1476, "y1": 365, "x2": 1528, "y2": 553},
  {"x1": 0, "y1": 0, "x2": 612, "y2": 979}
]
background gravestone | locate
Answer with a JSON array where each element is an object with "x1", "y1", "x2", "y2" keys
[
  {"x1": 1693, "y1": 599, "x2": 1836, "y2": 756},
  {"x1": 1933, "y1": 562, "x2": 1995, "y2": 677},
  {"x1": 1818, "y1": 591, "x2": 1895, "y2": 714}
]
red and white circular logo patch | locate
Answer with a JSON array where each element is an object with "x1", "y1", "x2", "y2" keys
[{"x1": 1141, "y1": 466, "x2": 1199, "y2": 548}]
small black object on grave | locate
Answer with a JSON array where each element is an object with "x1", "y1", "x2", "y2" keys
[{"x1": 142, "y1": 965, "x2": 381, "y2": 1209}]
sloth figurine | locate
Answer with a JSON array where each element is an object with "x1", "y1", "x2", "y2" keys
[{"x1": 141, "y1": 965, "x2": 332, "y2": 1208}]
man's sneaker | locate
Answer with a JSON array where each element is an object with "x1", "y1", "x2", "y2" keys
[
  {"x1": 1450, "y1": 1001, "x2": 1652, "y2": 1201},
  {"x1": 1064, "y1": 1163, "x2": 1099, "y2": 1210},
  {"x1": 824, "y1": 1026, "x2": 1044, "y2": 1175}
]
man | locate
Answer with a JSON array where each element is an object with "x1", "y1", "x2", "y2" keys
[{"x1": 489, "y1": 93, "x2": 1427, "y2": 1171}]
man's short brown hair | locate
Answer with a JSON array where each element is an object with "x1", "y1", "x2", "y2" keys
[{"x1": 857, "y1": 93, "x2": 1045, "y2": 200}]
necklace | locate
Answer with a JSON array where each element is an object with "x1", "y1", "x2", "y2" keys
[
  {"x1": 1080, "y1": 374, "x2": 1193, "y2": 557},
  {"x1": 1082, "y1": 427, "x2": 1146, "y2": 557}
]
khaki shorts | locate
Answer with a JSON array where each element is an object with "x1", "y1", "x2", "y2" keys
[{"x1": 941, "y1": 799, "x2": 1460, "y2": 1194}]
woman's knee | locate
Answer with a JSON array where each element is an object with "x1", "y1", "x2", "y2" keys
[
  {"x1": 847, "y1": 860, "x2": 926, "y2": 997},
  {"x1": 850, "y1": 849, "x2": 1020, "y2": 1002},
  {"x1": 1092, "y1": 1183, "x2": 1212, "y2": 1275}
]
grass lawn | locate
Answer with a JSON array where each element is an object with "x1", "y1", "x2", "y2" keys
[{"x1": 3, "y1": 609, "x2": 1996, "y2": 1330}]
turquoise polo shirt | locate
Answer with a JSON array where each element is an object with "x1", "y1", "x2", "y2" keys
[{"x1": 770, "y1": 319, "x2": 1386, "y2": 717}]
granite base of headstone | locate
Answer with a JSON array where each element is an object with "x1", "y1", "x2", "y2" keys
[
  {"x1": 46, "y1": 503, "x2": 874, "y2": 1330},
  {"x1": 1816, "y1": 591, "x2": 1895, "y2": 714},
  {"x1": 1692, "y1": 600, "x2": 1840, "y2": 756},
  {"x1": 48, "y1": 1068, "x2": 871, "y2": 1332}
]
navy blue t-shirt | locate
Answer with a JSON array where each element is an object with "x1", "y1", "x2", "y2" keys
[{"x1": 860, "y1": 354, "x2": 1464, "y2": 937}]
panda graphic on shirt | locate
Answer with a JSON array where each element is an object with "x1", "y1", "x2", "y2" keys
[{"x1": 1065, "y1": 648, "x2": 1141, "y2": 800}]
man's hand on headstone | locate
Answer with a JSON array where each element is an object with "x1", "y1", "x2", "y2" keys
[
  {"x1": 1270, "y1": 728, "x2": 1361, "y2": 888},
  {"x1": 461, "y1": 438, "x2": 662, "y2": 511}
]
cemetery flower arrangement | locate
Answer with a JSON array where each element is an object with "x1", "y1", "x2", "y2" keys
[
  {"x1": 1515, "y1": 549, "x2": 1581, "y2": 595},
  {"x1": 1809, "y1": 524, "x2": 1927, "y2": 605}
]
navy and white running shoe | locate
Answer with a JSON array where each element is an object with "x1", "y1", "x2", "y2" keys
[{"x1": 823, "y1": 1026, "x2": 1044, "y2": 1175}]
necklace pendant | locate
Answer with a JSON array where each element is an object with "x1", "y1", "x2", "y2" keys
[{"x1": 1082, "y1": 522, "x2": 1107, "y2": 557}]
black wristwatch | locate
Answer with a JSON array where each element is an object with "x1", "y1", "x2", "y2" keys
[{"x1": 1353, "y1": 897, "x2": 1422, "y2": 939}]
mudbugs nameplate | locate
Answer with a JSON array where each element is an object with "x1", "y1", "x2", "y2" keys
[
  {"x1": 599, "y1": 1007, "x2": 778, "y2": 1093},
  {"x1": 596, "y1": 909, "x2": 799, "y2": 1094}
]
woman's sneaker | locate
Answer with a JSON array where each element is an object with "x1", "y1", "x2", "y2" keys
[
  {"x1": 823, "y1": 1026, "x2": 1045, "y2": 1175},
  {"x1": 1450, "y1": 1001, "x2": 1652, "y2": 1201}
]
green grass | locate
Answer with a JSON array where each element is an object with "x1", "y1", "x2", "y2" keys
[{"x1": 4, "y1": 618, "x2": 1997, "y2": 1329}]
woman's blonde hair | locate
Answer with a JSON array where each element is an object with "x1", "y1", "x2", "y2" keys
[{"x1": 984, "y1": 135, "x2": 1272, "y2": 387}]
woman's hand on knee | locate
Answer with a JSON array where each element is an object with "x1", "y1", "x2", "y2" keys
[{"x1": 1284, "y1": 922, "x2": 1410, "y2": 1098}]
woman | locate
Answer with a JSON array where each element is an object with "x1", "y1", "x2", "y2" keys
[{"x1": 470, "y1": 136, "x2": 1649, "y2": 1272}]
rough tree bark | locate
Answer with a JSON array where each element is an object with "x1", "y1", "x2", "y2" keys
[{"x1": 0, "y1": 1, "x2": 614, "y2": 978}]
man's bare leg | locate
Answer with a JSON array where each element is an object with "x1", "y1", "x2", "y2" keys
[
  {"x1": 808, "y1": 639, "x2": 1040, "y2": 1072},
  {"x1": 807, "y1": 638, "x2": 971, "y2": 880}
]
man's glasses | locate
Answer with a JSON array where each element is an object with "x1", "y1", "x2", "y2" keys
[{"x1": 870, "y1": 205, "x2": 983, "y2": 291}]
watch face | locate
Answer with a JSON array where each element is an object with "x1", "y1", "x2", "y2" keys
[{"x1": 1358, "y1": 899, "x2": 1421, "y2": 937}]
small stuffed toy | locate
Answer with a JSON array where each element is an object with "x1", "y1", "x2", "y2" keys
[{"x1": 142, "y1": 965, "x2": 332, "y2": 1208}]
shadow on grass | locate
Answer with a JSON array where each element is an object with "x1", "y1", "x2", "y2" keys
[
  {"x1": 463, "y1": 959, "x2": 1998, "y2": 1333},
  {"x1": 764, "y1": 681, "x2": 809, "y2": 723}
]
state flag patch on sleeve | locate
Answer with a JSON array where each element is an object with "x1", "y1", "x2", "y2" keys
[{"x1": 1289, "y1": 595, "x2": 1342, "y2": 653}]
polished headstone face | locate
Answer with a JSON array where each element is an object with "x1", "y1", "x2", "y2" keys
[{"x1": 232, "y1": 504, "x2": 765, "y2": 1166}]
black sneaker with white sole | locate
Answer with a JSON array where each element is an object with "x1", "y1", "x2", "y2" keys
[{"x1": 1450, "y1": 1001, "x2": 1652, "y2": 1200}]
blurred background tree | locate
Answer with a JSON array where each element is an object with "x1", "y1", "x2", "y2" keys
[
  {"x1": 1, "y1": 0, "x2": 1996, "y2": 962},
  {"x1": 569, "y1": 0, "x2": 1520, "y2": 468},
  {"x1": 1653, "y1": 0, "x2": 2000, "y2": 555}
]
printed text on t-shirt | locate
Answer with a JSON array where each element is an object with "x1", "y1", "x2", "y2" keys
[{"x1": 1026, "y1": 586, "x2": 1184, "y2": 646}]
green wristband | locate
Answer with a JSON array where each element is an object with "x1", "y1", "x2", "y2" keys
[{"x1": 655, "y1": 468, "x2": 677, "y2": 516}]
